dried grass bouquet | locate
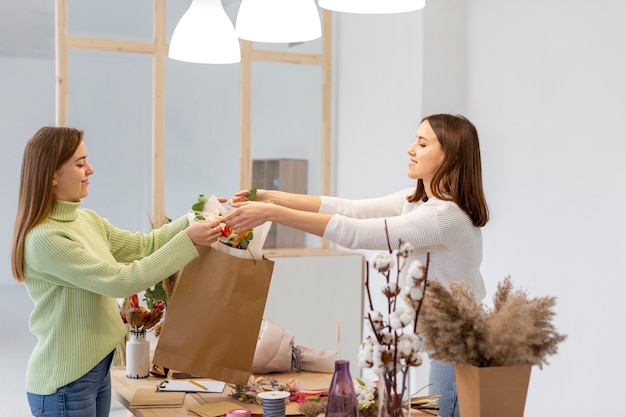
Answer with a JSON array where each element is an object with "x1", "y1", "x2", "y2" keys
[{"x1": 418, "y1": 276, "x2": 567, "y2": 368}]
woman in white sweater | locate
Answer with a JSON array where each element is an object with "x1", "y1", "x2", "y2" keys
[{"x1": 224, "y1": 113, "x2": 489, "y2": 417}]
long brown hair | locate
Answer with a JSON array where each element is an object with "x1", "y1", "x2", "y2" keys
[
  {"x1": 11, "y1": 127, "x2": 84, "y2": 282},
  {"x1": 408, "y1": 114, "x2": 489, "y2": 227}
]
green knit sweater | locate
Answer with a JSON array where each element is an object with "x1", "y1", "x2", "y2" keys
[{"x1": 23, "y1": 200, "x2": 199, "y2": 395}]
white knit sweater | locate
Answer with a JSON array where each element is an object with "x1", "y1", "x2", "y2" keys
[{"x1": 320, "y1": 187, "x2": 486, "y2": 301}]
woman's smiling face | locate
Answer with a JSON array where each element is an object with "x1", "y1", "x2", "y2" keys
[
  {"x1": 52, "y1": 141, "x2": 94, "y2": 202},
  {"x1": 407, "y1": 120, "x2": 445, "y2": 187}
]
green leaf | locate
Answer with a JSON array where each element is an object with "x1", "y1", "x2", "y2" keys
[
  {"x1": 143, "y1": 282, "x2": 167, "y2": 309},
  {"x1": 247, "y1": 188, "x2": 257, "y2": 201}
]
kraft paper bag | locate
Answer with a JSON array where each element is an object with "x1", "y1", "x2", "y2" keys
[{"x1": 153, "y1": 245, "x2": 274, "y2": 385}]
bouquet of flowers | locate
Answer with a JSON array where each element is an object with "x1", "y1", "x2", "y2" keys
[
  {"x1": 188, "y1": 193, "x2": 271, "y2": 259},
  {"x1": 191, "y1": 193, "x2": 253, "y2": 249}
]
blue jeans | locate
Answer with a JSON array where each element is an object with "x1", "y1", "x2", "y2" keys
[
  {"x1": 428, "y1": 359, "x2": 459, "y2": 417},
  {"x1": 27, "y1": 351, "x2": 115, "y2": 417}
]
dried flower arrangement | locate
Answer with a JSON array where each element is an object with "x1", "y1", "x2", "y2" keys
[
  {"x1": 120, "y1": 294, "x2": 165, "y2": 332},
  {"x1": 230, "y1": 375, "x2": 302, "y2": 404},
  {"x1": 417, "y1": 276, "x2": 567, "y2": 368}
]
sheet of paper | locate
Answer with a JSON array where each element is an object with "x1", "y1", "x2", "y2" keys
[
  {"x1": 156, "y1": 379, "x2": 227, "y2": 393},
  {"x1": 129, "y1": 387, "x2": 185, "y2": 408}
]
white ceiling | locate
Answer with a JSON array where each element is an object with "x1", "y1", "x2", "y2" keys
[{"x1": 0, "y1": 0, "x2": 55, "y2": 58}]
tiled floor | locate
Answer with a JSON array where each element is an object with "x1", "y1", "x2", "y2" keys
[{"x1": 0, "y1": 284, "x2": 130, "y2": 417}]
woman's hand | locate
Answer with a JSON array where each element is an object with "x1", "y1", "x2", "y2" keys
[
  {"x1": 222, "y1": 201, "x2": 275, "y2": 233},
  {"x1": 230, "y1": 189, "x2": 269, "y2": 206},
  {"x1": 184, "y1": 218, "x2": 223, "y2": 246}
]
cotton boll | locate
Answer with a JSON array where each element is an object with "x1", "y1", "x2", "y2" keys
[
  {"x1": 371, "y1": 343, "x2": 387, "y2": 376},
  {"x1": 371, "y1": 252, "x2": 395, "y2": 273},
  {"x1": 406, "y1": 350, "x2": 423, "y2": 366},
  {"x1": 408, "y1": 260, "x2": 424, "y2": 280},
  {"x1": 379, "y1": 327, "x2": 395, "y2": 345},
  {"x1": 359, "y1": 337, "x2": 375, "y2": 368},
  {"x1": 404, "y1": 285, "x2": 424, "y2": 301},
  {"x1": 390, "y1": 306, "x2": 415, "y2": 329},
  {"x1": 382, "y1": 282, "x2": 401, "y2": 298},
  {"x1": 368, "y1": 311, "x2": 384, "y2": 332},
  {"x1": 398, "y1": 240, "x2": 414, "y2": 258}
]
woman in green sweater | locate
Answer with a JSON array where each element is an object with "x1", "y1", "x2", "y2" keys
[{"x1": 11, "y1": 126, "x2": 222, "y2": 417}]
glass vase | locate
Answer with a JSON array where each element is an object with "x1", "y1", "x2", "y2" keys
[
  {"x1": 325, "y1": 360, "x2": 358, "y2": 417},
  {"x1": 126, "y1": 328, "x2": 150, "y2": 379},
  {"x1": 378, "y1": 369, "x2": 410, "y2": 417}
]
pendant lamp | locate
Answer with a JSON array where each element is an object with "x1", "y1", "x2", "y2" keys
[
  {"x1": 236, "y1": 0, "x2": 321, "y2": 43},
  {"x1": 168, "y1": 0, "x2": 241, "y2": 64},
  {"x1": 318, "y1": 0, "x2": 426, "y2": 14}
]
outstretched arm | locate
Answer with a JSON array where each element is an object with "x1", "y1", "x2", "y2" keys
[
  {"x1": 231, "y1": 189, "x2": 322, "y2": 213},
  {"x1": 223, "y1": 200, "x2": 332, "y2": 238}
]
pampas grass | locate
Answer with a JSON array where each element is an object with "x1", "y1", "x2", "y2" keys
[{"x1": 418, "y1": 276, "x2": 566, "y2": 368}]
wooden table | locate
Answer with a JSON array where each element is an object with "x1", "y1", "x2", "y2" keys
[
  {"x1": 111, "y1": 367, "x2": 333, "y2": 417},
  {"x1": 111, "y1": 367, "x2": 434, "y2": 417}
]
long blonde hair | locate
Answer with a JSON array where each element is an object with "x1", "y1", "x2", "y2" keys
[{"x1": 11, "y1": 127, "x2": 84, "y2": 282}]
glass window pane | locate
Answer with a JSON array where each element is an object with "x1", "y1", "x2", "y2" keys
[
  {"x1": 164, "y1": 59, "x2": 241, "y2": 217},
  {"x1": 68, "y1": 49, "x2": 153, "y2": 232},
  {"x1": 67, "y1": 0, "x2": 153, "y2": 41},
  {"x1": 250, "y1": 61, "x2": 323, "y2": 247}
]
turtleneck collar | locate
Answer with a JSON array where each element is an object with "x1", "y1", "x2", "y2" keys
[{"x1": 50, "y1": 200, "x2": 82, "y2": 222}]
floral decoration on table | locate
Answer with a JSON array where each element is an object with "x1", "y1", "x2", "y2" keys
[
  {"x1": 229, "y1": 375, "x2": 304, "y2": 404},
  {"x1": 358, "y1": 221, "x2": 432, "y2": 417},
  {"x1": 120, "y1": 293, "x2": 165, "y2": 332},
  {"x1": 417, "y1": 275, "x2": 567, "y2": 368}
]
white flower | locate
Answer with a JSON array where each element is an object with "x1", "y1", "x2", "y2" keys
[
  {"x1": 371, "y1": 343, "x2": 386, "y2": 376},
  {"x1": 389, "y1": 306, "x2": 415, "y2": 329},
  {"x1": 358, "y1": 337, "x2": 375, "y2": 368},
  {"x1": 382, "y1": 282, "x2": 401, "y2": 298},
  {"x1": 203, "y1": 209, "x2": 224, "y2": 220},
  {"x1": 406, "y1": 349, "x2": 423, "y2": 366},
  {"x1": 398, "y1": 240, "x2": 414, "y2": 258},
  {"x1": 404, "y1": 284, "x2": 424, "y2": 301},
  {"x1": 367, "y1": 311, "x2": 384, "y2": 332},
  {"x1": 355, "y1": 380, "x2": 376, "y2": 404},
  {"x1": 378, "y1": 327, "x2": 395, "y2": 345},
  {"x1": 371, "y1": 252, "x2": 395, "y2": 273},
  {"x1": 408, "y1": 260, "x2": 425, "y2": 281},
  {"x1": 398, "y1": 332, "x2": 421, "y2": 352}
]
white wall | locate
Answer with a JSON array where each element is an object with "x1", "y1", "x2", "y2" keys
[
  {"x1": 422, "y1": 0, "x2": 625, "y2": 415},
  {"x1": 333, "y1": 12, "x2": 424, "y2": 199}
]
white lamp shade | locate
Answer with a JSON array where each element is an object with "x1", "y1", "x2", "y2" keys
[
  {"x1": 318, "y1": 0, "x2": 425, "y2": 14},
  {"x1": 168, "y1": 0, "x2": 241, "y2": 64},
  {"x1": 236, "y1": 0, "x2": 321, "y2": 43}
]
